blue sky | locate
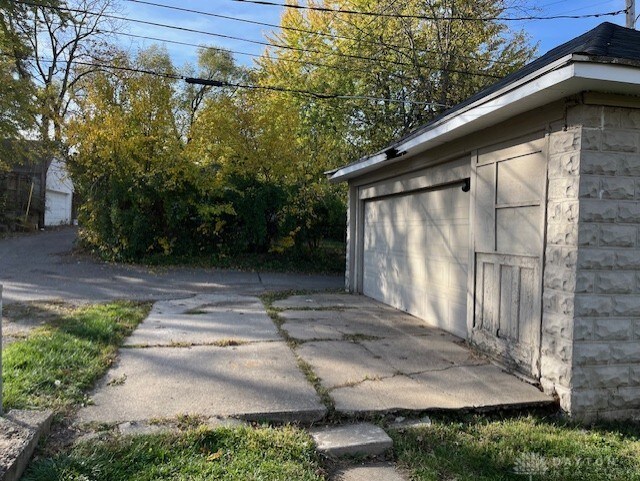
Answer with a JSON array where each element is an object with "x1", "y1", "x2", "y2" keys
[{"x1": 118, "y1": 0, "x2": 629, "y2": 69}]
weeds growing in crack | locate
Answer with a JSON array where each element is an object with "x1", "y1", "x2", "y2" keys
[{"x1": 260, "y1": 290, "x2": 335, "y2": 417}]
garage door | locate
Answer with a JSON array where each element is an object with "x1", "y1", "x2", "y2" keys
[
  {"x1": 362, "y1": 184, "x2": 469, "y2": 338},
  {"x1": 45, "y1": 190, "x2": 71, "y2": 226}
]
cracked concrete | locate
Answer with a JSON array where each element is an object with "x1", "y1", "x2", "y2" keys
[
  {"x1": 279, "y1": 294, "x2": 553, "y2": 415},
  {"x1": 76, "y1": 293, "x2": 326, "y2": 426},
  {"x1": 77, "y1": 290, "x2": 551, "y2": 429}
]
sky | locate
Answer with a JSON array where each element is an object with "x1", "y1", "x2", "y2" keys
[{"x1": 116, "y1": 0, "x2": 630, "y2": 70}]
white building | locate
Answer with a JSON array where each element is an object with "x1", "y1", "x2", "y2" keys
[{"x1": 45, "y1": 158, "x2": 74, "y2": 226}]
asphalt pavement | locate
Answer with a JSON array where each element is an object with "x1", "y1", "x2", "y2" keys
[{"x1": 0, "y1": 228, "x2": 343, "y2": 304}]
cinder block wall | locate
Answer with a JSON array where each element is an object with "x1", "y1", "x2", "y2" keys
[
  {"x1": 542, "y1": 124, "x2": 581, "y2": 413},
  {"x1": 545, "y1": 100, "x2": 640, "y2": 420}
]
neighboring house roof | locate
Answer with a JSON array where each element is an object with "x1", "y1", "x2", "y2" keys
[
  {"x1": 329, "y1": 22, "x2": 640, "y2": 182},
  {"x1": 0, "y1": 139, "x2": 45, "y2": 175}
]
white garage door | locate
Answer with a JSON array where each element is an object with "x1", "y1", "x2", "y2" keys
[
  {"x1": 45, "y1": 190, "x2": 72, "y2": 226},
  {"x1": 362, "y1": 185, "x2": 469, "y2": 338}
]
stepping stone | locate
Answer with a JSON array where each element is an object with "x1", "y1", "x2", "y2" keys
[
  {"x1": 310, "y1": 423, "x2": 392, "y2": 457},
  {"x1": 331, "y1": 463, "x2": 409, "y2": 481}
]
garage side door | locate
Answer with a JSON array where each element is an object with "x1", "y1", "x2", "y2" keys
[{"x1": 362, "y1": 185, "x2": 469, "y2": 338}]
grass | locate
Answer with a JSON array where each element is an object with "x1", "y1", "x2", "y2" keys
[
  {"x1": 390, "y1": 413, "x2": 640, "y2": 480},
  {"x1": 3, "y1": 301, "x2": 150, "y2": 413},
  {"x1": 23, "y1": 425, "x2": 325, "y2": 481},
  {"x1": 138, "y1": 241, "x2": 346, "y2": 275}
]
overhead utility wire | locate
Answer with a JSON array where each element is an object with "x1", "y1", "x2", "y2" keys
[
  {"x1": 24, "y1": 55, "x2": 449, "y2": 106},
  {"x1": 15, "y1": 0, "x2": 503, "y2": 78},
  {"x1": 228, "y1": 0, "x2": 628, "y2": 21},
  {"x1": 41, "y1": 22, "x2": 375, "y2": 75},
  {"x1": 90, "y1": 29, "x2": 376, "y2": 75},
  {"x1": 122, "y1": 0, "x2": 515, "y2": 66}
]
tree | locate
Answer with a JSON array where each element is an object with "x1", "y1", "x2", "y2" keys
[
  {"x1": 15, "y1": 0, "x2": 120, "y2": 225},
  {"x1": 69, "y1": 46, "x2": 241, "y2": 259},
  {"x1": 179, "y1": 47, "x2": 245, "y2": 141},
  {"x1": 0, "y1": 0, "x2": 43, "y2": 170},
  {"x1": 259, "y1": 0, "x2": 536, "y2": 159}
]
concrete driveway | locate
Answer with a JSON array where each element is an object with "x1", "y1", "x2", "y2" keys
[
  {"x1": 0, "y1": 228, "x2": 342, "y2": 304},
  {"x1": 77, "y1": 292, "x2": 552, "y2": 428}
]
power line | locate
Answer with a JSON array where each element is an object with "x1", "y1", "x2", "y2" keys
[
  {"x1": 40, "y1": 22, "x2": 378, "y2": 75},
  {"x1": 16, "y1": 0, "x2": 503, "y2": 78},
  {"x1": 122, "y1": 0, "x2": 516, "y2": 66},
  {"x1": 25, "y1": 55, "x2": 449, "y2": 107},
  {"x1": 227, "y1": 0, "x2": 628, "y2": 21},
  {"x1": 92, "y1": 29, "x2": 377, "y2": 76}
]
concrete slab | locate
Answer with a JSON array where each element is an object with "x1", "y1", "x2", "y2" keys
[
  {"x1": 360, "y1": 335, "x2": 485, "y2": 374},
  {"x1": 281, "y1": 319, "x2": 344, "y2": 342},
  {"x1": 125, "y1": 294, "x2": 278, "y2": 346},
  {"x1": 331, "y1": 375, "x2": 446, "y2": 413},
  {"x1": 281, "y1": 293, "x2": 554, "y2": 415},
  {"x1": 310, "y1": 423, "x2": 392, "y2": 457},
  {"x1": 331, "y1": 463, "x2": 409, "y2": 481},
  {"x1": 77, "y1": 342, "x2": 326, "y2": 425},
  {"x1": 280, "y1": 309, "x2": 433, "y2": 341},
  {"x1": 331, "y1": 366, "x2": 552, "y2": 414},
  {"x1": 0, "y1": 409, "x2": 53, "y2": 481},
  {"x1": 412, "y1": 364, "x2": 552, "y2": 408},
  {"x1": 297, "y1": 341, "x2": 396, "y2": 389},
  {"x1": 274, "y1": 293, "x2": 383, "y2": 310}
]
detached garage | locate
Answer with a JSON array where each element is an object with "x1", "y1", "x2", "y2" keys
[
  {"x1": 45, "y1": 158, "x2": 74, "y2": 227},
  {"x1": 329, "y1": 23, "x2": 640, "y2": 421}
]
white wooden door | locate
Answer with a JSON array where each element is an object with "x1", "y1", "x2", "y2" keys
[{"x1": 471, "y1": 135, "x2": 547, "y2": 377}]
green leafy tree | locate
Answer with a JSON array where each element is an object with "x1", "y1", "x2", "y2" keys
[
  {"x1": 259, "y1": 0, "x2": 536, "y2": 157},
  {"x1": 68, "y1": 47, "x2": 231, "y2": 259},
  {"x1": 180, "y1": 47, "x2": 246, "y2": 141},
  {"x1": 0, "y1": 0, "x2": 41, "y2": 169}
]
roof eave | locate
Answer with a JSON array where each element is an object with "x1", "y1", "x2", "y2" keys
[{"x1": 330, "y1": 53, "x2": 640, "y2": 183}]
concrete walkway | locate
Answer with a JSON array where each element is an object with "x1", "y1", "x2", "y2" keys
[
  {"x1": 77, "y1": 292, "x2": 552, "y2": 429},
  {"x1": 77, "y1": 294, "x2": 326, "y2": 425}
]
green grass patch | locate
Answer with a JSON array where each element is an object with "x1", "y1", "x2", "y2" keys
[
  {"x1": 3, "y1": 301, "x2": 150, "y2": 412},
  {"x1": 138, "y1": 241, "x2": 346, "y2": 275},
  {"x1": 23, "y1": 425, "x2": 325, "y2": 481},
  {"x1": 390, "y1": 414, "x2": 640, "y2": 480}
]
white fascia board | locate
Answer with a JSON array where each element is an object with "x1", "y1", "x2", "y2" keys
[
  {"x1": 398, "y1": 56, "x2": 577, "y2": 155},
  {"x1": 572, "y1": 61, "x2": 640, "y2": 92},
  {"x1": 328, "y1": 152, "x2": 387, "y2": 183},
  {"x1": 330, "y1": 55, "x2": 596, "y2": 182}
]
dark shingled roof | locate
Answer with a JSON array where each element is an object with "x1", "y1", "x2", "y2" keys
[{"x1": 349, "y1": 22, "x2": 640, "y2": 167}]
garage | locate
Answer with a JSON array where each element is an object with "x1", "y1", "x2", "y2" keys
[
  {"x1": 45, "y1": 158, "x2": 74, "y2": 226},
  {"x1": 362, "y1": 182, "x2": 469, "y2": 338},
  {"x1": 45, "y1": 190, "x2": 72, "y2": 226}
]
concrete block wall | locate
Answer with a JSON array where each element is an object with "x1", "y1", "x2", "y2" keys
[
  {"x1": 542, "y1": 125, "x2": 582, "y2": 412},
  {"x1": 570, "y1": 103, "x2": 640, "y2": 420}
]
